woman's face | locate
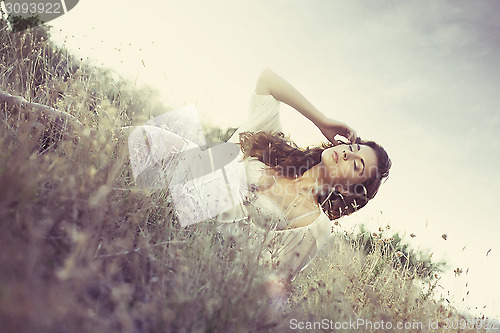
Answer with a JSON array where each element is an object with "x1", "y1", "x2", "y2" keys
[{"x1": 321, "y1": 143, "x2": 378, "y2": 191}]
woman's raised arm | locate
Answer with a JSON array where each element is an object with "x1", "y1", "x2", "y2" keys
[
  {"x1": 255, "y1": 69, "x2": 326, "y2": 126},
  {"x1": 255, "y1": 69, "x2": 357, "y2": 143}
]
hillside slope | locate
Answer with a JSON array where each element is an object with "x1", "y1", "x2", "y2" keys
[{"x1": 0, "y1": 21, "x2": 492, "y2": 332}]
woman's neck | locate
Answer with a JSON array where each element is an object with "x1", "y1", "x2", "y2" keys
[{"x1": 293, "y1": 161, "x2": 331, "y2": 201}]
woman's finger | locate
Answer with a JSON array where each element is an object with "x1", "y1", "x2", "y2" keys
[{"x1": 348, "y1": 128, "x2": 357, "y2": 143}]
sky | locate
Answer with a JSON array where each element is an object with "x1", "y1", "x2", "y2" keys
[{"x1": 43, "y1": 0, "x2": 500, "y2": 319}]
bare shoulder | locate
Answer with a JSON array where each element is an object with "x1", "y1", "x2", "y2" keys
[{"x1": 256, "y1": 167, "x2": 278, "y2": 191}]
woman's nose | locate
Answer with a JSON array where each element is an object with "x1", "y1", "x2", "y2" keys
[{"x1": 343, "y1": 150, "x2": 354, "y2": 160}]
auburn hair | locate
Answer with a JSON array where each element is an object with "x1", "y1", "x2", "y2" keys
[{"x1": 238, "y1": 131, "x2": 391, "y2": 220}]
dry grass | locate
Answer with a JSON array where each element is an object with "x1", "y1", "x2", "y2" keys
[{"x1": 0, "y1": 21, "x2": 491, "y2": 332}]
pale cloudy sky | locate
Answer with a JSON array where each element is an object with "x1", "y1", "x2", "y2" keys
[{"x1": 47, "y1": 0, "x2": 499, "y2": 318}]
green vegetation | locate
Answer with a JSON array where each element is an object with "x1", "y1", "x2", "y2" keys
[{"x1": 0, "y1": 21, "x2": 487, "y2": 332}]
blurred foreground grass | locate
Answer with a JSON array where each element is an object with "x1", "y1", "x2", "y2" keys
[{"x1": 0, "y1": 20, "x2": 490, "y2": 332}]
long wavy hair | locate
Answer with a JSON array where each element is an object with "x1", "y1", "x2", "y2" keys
[{"x1": 238, "y1": 131, "x2": 391, "y2": 220}]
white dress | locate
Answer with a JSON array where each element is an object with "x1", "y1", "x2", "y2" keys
[
  {"x1": 127, "y1": 93, "x2": 333, "y2": 281},
  {"x1": 218, "y1": 93, "x2": 332, "y2": 280}
]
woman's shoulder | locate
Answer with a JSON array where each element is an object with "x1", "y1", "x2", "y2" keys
[
  {"x1": 251, "y1": 91, "x2": 280, "y2": 102},
  {"x1": 243, "y1": 156, "x2": 276, "y2": 187}
]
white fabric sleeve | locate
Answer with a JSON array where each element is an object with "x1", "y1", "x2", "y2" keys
[{"x1": 228, "y1": 93, "x2": 282, "y2": 143}]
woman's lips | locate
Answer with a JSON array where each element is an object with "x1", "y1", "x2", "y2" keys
[{"x1": 333, "y1": 151, "x2": 338, "y2": 163}]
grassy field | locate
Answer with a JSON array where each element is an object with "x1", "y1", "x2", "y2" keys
[{"x1": 0, "y1": 21, "x2": 491, "y2": 332}]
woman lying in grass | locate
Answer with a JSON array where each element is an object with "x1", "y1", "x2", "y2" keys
[{"x1": 0, "y1": 69, "x2": 391, "y2": 296}]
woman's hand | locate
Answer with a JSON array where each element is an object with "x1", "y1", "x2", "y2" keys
[{"x1": 317, "y1": 116, "x2": 358, "y2": 144}]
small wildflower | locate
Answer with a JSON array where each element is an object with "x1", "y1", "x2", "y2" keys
[
  {"x1": 454, "y1": 268, "x2": 463, "y2": 276},
  {"x1": 87, "y1": 166, "x2": 97, "y2": 178},
  {"x1": 82, "y1": 128, "x2": 91, "y2": 137},
  {"x1": 441, "y1": 234, "x2": 448, "y2": 240}
]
